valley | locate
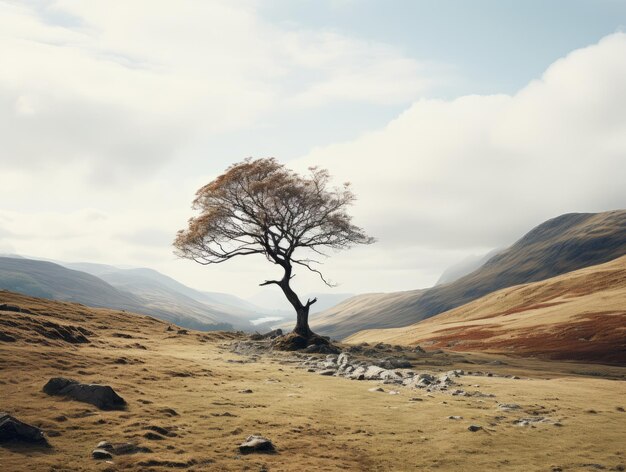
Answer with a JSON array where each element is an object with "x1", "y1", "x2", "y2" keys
[{"x1": 1, "y1": 291, "x2": 625, "y2": 471}]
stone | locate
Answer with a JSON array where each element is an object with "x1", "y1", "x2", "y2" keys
[
  {"x1": 318, "y1": 369, "x2": 336, "y2": 376},
  {"x1": 92, "y1": 448, "x2": 113, "y2": 460},
  {"x1": 263, "y1": 329, "x2": 283, "y2": 339},
  {"x1": 238, "y1": 435, "x2": 275, "y2": 454},
  {"x1": 467, "y1": 425, "x2": 483, "y2": 432},
  {"x1": 349, "y1": 366, "x2": 367, "y2": 380},
  {"x1": 0, "y1": 413, "x2": 47, "y2": 444},
  {"x1": 337, "y1": 352, "x2": 350, "y2": 366},
  {"x1": 239, "y1": 389, "x2": 253, "y2": 394},
  {"x1": 380, "y1": 370, "x2": 403, "y2": 383},
  {"x1": 417, "y1": 373, "x2": 435, "y2": 383},
  {"x1": 498, "y1": 403, "x2": 521, "y2": 411},
  {"x1": 43, "y1": 377, "x2": 126, "y2": 410},
  {"x1": 97, "y1": 441, "x2": 151, "y2": 455},
  {"x1": 96, "y1": 441, "x2": 114, "y2": 451},
  {"x1": 363, "y1": 366, "x2": 386, "y2": 380},
  {"x1": 368, "y1": 387, "x2": 385, "y2": 393}
]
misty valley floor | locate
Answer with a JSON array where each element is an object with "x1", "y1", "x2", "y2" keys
[{"x1": 0, "y1": 293, "x2": 625, "y2": 471}]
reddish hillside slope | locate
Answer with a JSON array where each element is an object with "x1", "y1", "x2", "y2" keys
[{"x1": 346, "y1": 256, "x2": 626, "y2": 364}]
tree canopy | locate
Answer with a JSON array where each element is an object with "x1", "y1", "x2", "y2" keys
[{"x1": 174, "y1": 157, "x2": 374, "y2": 341}]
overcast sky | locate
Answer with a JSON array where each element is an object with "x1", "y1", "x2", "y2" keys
[{"x1": 1, "y1": 0, "x2": 625, "y2": 299}]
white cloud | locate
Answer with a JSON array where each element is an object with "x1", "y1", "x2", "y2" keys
[
  {"x1": 0, "y1": 0, "x2": 432, "y2": 179},
  {"x1": 294, "y1": 33, "x2": 626, "y2": 260}
]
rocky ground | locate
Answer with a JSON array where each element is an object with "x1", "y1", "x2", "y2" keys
[{"x1": 1, "y1": 291, "x2": 625, "y2": 471}]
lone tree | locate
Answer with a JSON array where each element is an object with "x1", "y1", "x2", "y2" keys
[{"x1": 174, "y1": 157, "x2": 374, "y2": 346}]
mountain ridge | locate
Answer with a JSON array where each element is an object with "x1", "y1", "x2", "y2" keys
[{"x1": 310, "y1": 210, "x2": 626, "y2": 339}]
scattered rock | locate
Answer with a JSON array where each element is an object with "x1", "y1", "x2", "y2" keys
[
  {"x1": 239, "y1": 435, "x2": 276, "y2": 454},
  {"x1": 448, "y1": 416, "x2": 463, "y2": 420},
  {"x1": 467, "y1": 425, "x2": 483, "y2": 432},
  {"x1": 92, "y1": 448, "x2": 113, "y2": 460},
  {"x1": 337, "y1": 352, "x2": 350, "y2": 366},
  {"x1": 239, "y1": 389, "x2": 253, "y2": 394},
  {"x1": 0, "y1": 413, "x2": 47, "y2": 444},
  {"x1": 95, "y1": 441, "x2": 151, "y2": 455},
  {"x1": 43, "y1": 377, "x2": 127, "y2": 410},
  {"x1": 318, "y1": 369, "x2": 336, "y2": 376},
  {"x1": 158, "y1": 408, "x2": 178, "y2": 417},
  {"x1": 363, "y1": 366, "x2": 386, "y2": 380},
  {"x1": 368, "y1": 387, "x2": 385, "y2": 393},
  {"x1": 262, "y1": 329, "x2": 283, "y2": 339},
  {"x1": 498, "y1": 403, "x2": 522, "y2": 411}
]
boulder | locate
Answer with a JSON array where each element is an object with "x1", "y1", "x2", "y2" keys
[
  {"x1": 92, "y1": 448, "x2": 113, "y2": 460},
  {"x1": 238, "y1": 435, "x2": 275, "y2": 454},
  {"x1": 363, "y1": 366, "x2": 386, "y2": 380},
  {"x1": 263, "y1": 329, "x2": 283, "y2": 339},
  {"x1": 0, "y1": 413, "x2": 47, "y2": 444},
  {"x1": 348, "y1": 366, "x2": 367, "y2": 380},
  {"x1": 43, "y1": 377, "x2": 126, "y2": 410},
  {"x1": 337, "y1": 353, "x2": 350, "y2": 366},
  {"x1": 468, "y1": 425, "x2": 483, "y2": 432},
  {"x1": 380, "y1": 370, "x2": 403, "y2": 384},
  {"x1": 404, "y1": 373, "x2": 435, "y2": 389}
]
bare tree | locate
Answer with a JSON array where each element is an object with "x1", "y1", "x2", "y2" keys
[{"x1": 174, "y1": 157, "x2": 374, "y2": 344}]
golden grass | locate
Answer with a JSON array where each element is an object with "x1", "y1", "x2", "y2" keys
[
  {"x1": 345, "y1": 256, "x2": 626, "y2": 364},
  {"x1": 1, "y1": 291, "x2": 625, "y2": 471}
]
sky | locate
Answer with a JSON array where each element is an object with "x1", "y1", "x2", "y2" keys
[{"x1": 1, "y1": 0, "x2": 625, "y2": 301}]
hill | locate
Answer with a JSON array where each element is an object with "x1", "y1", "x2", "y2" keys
[
  {"x1": 346, "y1": 255, "x2": 626, "y2": 364},
  {"x1": 435, "y1": 248, "x2": 502, "y2": 285},
  {"x1": 0, "y1": 257, "x2": 236, "y2": 331},
  {"x1": 310, "y1": 210, "x2": 626, "y2": 339},
  {"x1": 63, "y1": 262, "x2": 262, "y2": 327}
]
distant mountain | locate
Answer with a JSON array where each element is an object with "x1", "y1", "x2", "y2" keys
[
  {"x1": 435, "y1": 248, "x2": 502, "y2": 286},
  {"x1": 63, "y1": 262, "x2": 263, "y2": 323},
  {"x1": 0, "y1": 257, "x2": 143, "y2": 309},
  {"x1": 346, "y1": 255, "x2": 626, "y2": 364},
  {"x1": 310, "y1": 210, "x2": 626, "y2": 339},
  {"x1": 0, "y1": 257, "x2": 235, "y2": 331}
]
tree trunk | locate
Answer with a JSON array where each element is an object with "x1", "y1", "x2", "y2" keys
[
  {"x1": 276, "y1": 266, "x2": 314, "y2": 339},
  {"x1": 293, "y1": 306, "x2": 311, "y2": 338}
]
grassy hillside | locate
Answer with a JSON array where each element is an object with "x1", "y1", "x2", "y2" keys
[
  {"x1": 0, "y1": 257, "x2": 232, "y2": 331},
  {"x1": 311, "y1": 210, "x2": 626, "y2": 339},
  {"x1": 346, "y1": 255, "x2": 626, "y2": 364},
  {"x1": 1, "y1": 290, "x2": 625, "y2": 471},
  {"x1": 0, "y1": 257, "x2": 144, "y2": 309},
  {"x1": 65, "y1": 262, "x2": 263, "y2": 321}
]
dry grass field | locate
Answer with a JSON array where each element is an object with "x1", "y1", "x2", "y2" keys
[
  {"x1": 345, "y1": 256, "x2": 626, "y2": 364},
  {"x1": 1, "y1": 291, "x2": 625, "y2": 471}
]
